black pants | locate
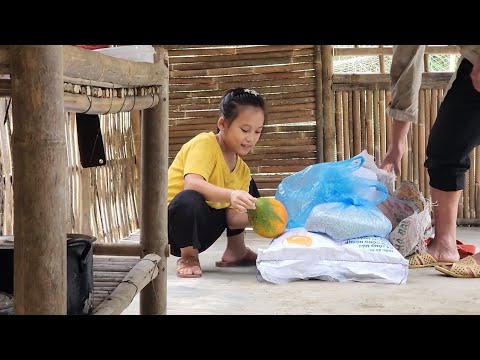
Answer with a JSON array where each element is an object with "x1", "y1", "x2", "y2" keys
[
  {"x1": 168, "y1": 179, "x2": 260, "y2": 257},
  {"x1": 425, "y1": 59, "x2": 480, "y2": 191}
]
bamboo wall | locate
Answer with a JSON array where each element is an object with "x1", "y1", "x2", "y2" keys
[
  {"x1": 166, "y1": 45, "x2": 318, "y2": 197},
  {"x1": 0, "y1": 99, "x2": 139, "y2": 240},
  {"x1": 166, "y1": 45, "x2": 479, "y2": 222}
]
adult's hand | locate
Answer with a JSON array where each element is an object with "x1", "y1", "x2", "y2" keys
[
  {"x1": 380, "y1": 119, "x2": 411, "y2": 176},
  {"x1": 380, "y1": 143, "x2": 405, "y2": 176}
]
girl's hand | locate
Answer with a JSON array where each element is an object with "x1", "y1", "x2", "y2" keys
[{"x1": 229, "y1": 190, "x2": 257, "y2": 213}]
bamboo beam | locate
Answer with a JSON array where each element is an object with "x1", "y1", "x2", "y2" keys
[
  {"x1": 334, "y1": 45, "x2": 458, "y2": 57},
  {"x1": 321, "y1": 45, "x2": 335, "y2": 162},
  {"x1": 333, "y1": 73, "x2": 453, "y2": 86},
  {"x1": 11, "y1": 46, "x2": 67, "y2": 314},
  {"x1": 93, "y1": 242, "x2": 143, "y2": 257},
  {"x1": 170, "y1": 48, "x2": 313, "y2": 64},
  {"x1": 93, "y1": 254, "x2": 161, "y2": 315},
  {"x1": 2, "y1": 79, "x2": 160, "y2": 113},
  {"x1": 166, "y1": 45, "x2": 314, "y2": 57},
  {"x1": 0, "y1": 46, "x2": 168, "y2": 86},
  {"x1": 64, "y1": 93, "x2": 159, "y2": 114},
  {"x1": 140, "y1": 47, "x2": 169, "y2": 315},
  {"x1": 314, "y1": 46, "x2": 324, "y2": 162}
]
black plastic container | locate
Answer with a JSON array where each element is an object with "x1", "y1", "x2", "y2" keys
[
  {"x1": 0, "y1": 292, "x2": 13, "y2": 315},
  {"x1": 0, "y1": 234, "x2": 96, "y2": 315}
]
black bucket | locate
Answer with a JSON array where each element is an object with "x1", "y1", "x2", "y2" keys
[
  {"x1": 0, "y1": 234, "x2": 96, "y2": 315},
  {"x1": 66, "y1": 234, "x2": 95, "y2": 315},
  {"x1": 0, "y1": 292, "x2": 13, "y2": 315}
]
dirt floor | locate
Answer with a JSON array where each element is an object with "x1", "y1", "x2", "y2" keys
[{"x1": 122, "y1": 227, "x2": 480, "y2": 315}]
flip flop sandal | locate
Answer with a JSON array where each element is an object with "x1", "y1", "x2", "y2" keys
[
  {"x1": 215, "y1": 247, "x2": 257, "y2": 268},
  {"x1": 176, "y1": 256, "x2": 202, "y2": 278},
  {"x1": 407, "y1": 252, "x2": 454, "y2": 269},
  {"x1": 434, "y1": 257, "x2": 480, "y2": 278}
]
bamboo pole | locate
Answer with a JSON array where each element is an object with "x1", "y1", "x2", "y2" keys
[
  {"x1": 332, "y1": 73, "x2": 453, "y2": 87},
  {"x1": 333, "y1": 45, "x2": 458, "y2": 57},
  {"x1": 464, "y1": 157, "x2": 470, "y2": 219},
  {"x1": 11, "y1": 46, "x2": 66, "y2": 314},
  {"x1": 352, "y1": 91, "x2": 361, "y2": 155},
  {"x1": 418, "y1": 90, "x2": 426, "y2": 196},
  {"x1": 170, "y1": 54, "x2": 314, "y2": 71},
  {"x1": 335, "y1": 93, "x2": 343, "y2": 161},
  {"x1": 140, "y1": 47, "x2": 169, "y2": 315},
  {"x1": 130, "y1": 110, "x2": 142, "y2": 220},
  {"x1": 170, "y1": 48, "x2": 313, "y2": 64},
  {"x1": 366, "y1": 91, "x2": 373, "y2": 155},
  {"x1": 359, "y1": 90, "x2": 366, "y2": 152},
  {"x1": 313, "y1": 46, "x2": 324, "y2": 162},
  {"x1": 342, "y1": 92, "x2": 350, "y2": 159},
  {"x1": 424, "y1": 89, "x2": 431, "y2": 197},
  {"x1": 63, "y1": 46, "x2": 168, "y2": 86},
  {"x1": 379, "y1": 45, "x2": 385, "y2": 74},
  {"x1": 373, "y1": 90, "x2": 380, "y2": 163},
  {"x1": 167, "y1": 45, "x2": 314, "y2": 57},
  {"x1": 321, "y1": 46, "x2": 335, "y2": 162},
  {"x1": 93, "y1": 254, "x2": 161, "y2": 315},
  {"x1": 64, "y1": 93, "x2": 159, "y2": 114},
  {"x1": 379, "y1": 91, "x2": 386, "y2": 164},
  {"x1": 347, "y1": 92, "x2": 354, "y2": 159}
]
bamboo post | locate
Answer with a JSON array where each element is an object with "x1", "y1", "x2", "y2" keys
[
  {"x1": 321, "y1": 45, "x2": 335, "y2": 162},
  {"x1": 379, "y1": 45, "x2": 385, "y2": 74},
  {"x1": 347, "y1": 92, "x2": 353, "y2": 158},
  {"x1": 140, "y1": 47, "x2": 169, "y2": 315},
  {"x1": 342, "y1": 92, "x2": 350, "y2": 159},
  {"x1": 418, "y1": 90, "x2": 426, "y2": 196},
  {"x1": 353, "y1": 91, "x2": 361, "y2": 155},
  {"x1": 373, "y1": 90, "x2": 380, "y2": 164},
  {"x1": 359, "y1": 90, "x2": 366, "y2": 152},
  {"x1": 11, "y1": 46, "x2": 67, "y2": 314},
  {"x1": 379, "y1": 90, "x2": 386, "y2": 164},
  {"x1": 313, "y1": 45, "x2": 324, "y2": 163},
  {"x1": 366, "y1": 90, "x2": 373, "y2": 155},
  {"x1": 334, "y1": 93, "x2": 343, "y2": 161}
]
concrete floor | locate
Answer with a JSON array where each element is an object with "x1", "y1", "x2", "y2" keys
[{"x1": 122, "y1": 227, "x2": 480, "y2": 315}]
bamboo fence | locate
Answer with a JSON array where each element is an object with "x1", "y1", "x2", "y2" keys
[
  {"x1": 0, "y1": 98, "x2": 140, "y2": 241},
  {"x1": 165, "y1": 45, "x2": 479, "y2": 223}
]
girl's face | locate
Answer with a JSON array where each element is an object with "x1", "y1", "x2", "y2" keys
[{"x1": 218, "y1": 105, "x2": 265, "y2": 156}]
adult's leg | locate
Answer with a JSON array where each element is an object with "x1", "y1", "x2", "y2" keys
[
  {"x1": 219, "y1": 179, "x2": 261, "y2": 266},
  {"x1": 169, "y1": 190, "x2": 227, "y2": 276},
  {"x1": 425, "y1": 59, "x2": 480, "y2": 263}
]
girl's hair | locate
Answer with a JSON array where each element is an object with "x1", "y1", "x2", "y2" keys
[{"x1": 219, "y1": 87, "x2": 267, "y2": 127}]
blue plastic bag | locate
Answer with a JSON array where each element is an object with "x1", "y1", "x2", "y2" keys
[{"x1": 275, "y1": 155, "x2": 388, "y2": 229}]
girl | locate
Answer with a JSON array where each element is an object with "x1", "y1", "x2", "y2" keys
[{"x1": 168, "y1": 87, "x2": 266, "y2": 278}]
